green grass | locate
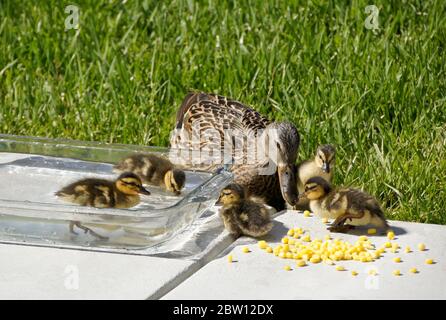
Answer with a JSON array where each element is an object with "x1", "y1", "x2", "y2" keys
[{"x1": 0, "y1": 0, "x2": 445, "y2": 224}]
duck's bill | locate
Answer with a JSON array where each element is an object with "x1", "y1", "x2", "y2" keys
[
  {"x1": 278, "y1": 164, "x2": 298, "y2": 206},
  {"x1": 298, "y1": 192, "x2": 307, "y2": 199},
  {"x1": 139, "y1": 186, "x2": 151, "y2": 195},
  {"x1": 322, "y1": 163, "x2": 330, "y2": 173}
]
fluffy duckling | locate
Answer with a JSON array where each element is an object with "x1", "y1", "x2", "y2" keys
[
  {"x1": 55, "y1": 172, "x2": 151, "y2": 238},
  {"x1": 299, "y1": 177, "x2": 388, "y2": 233},
  {"x1": 217, "y1": 183, "x2": 273, "y2": 238},
  {"x1": 294, "y1": 144, "x2": 336, "y2": 210},
  {"x1": 114, "y1": 153, "x2": 186, "y2": 195}
]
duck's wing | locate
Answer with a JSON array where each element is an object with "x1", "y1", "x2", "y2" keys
[
  {"x1": 174, "y1": 92, "x2": 271, "y2": 133},
  {"x1": 169, "y1": 92, "x2": 271, "y2": 169}
]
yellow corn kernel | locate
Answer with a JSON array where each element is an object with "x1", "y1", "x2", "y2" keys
[
  {"x1": 393, "y1": 270, "x2": 401, "y2": 276},
  {"x1": 282, "y1": 237, "x2": 289, "y2": 244},
  {"x1": 325, "y1": 259, "x2": 334, "y2": 265},
  {"x1": 266, "y1": 247, "x2": 273, "y2": 254},
  {"x1": 324, "y1": 234, "x2": 331, "y2": 240},
  {"x1": 392, "y1": 243, "x2": 400, "y2": 249},
  {"x1": 390, "y1": 247, "x2": 398, "y2": 253},
  {"x1": 294, "y1": 228, "x2": 303, "y2": 234},
  {"x1": 303, "y1": 210, "x2": 311, "y2": 217},
  {"x1": 387, "y1": 230, "x2": 395, "y2": 240},
  {"x1": 288, "y1": 239, "x2": 296, "y2": 245},
  {"x1": 367, "y1": 228, "x2": 377, "y2": 235},
  {"x1": 368, "y1": 269, "x2": 377, "y2": 275},
  {"x1": 358, "y1": 235, "x2": 368, "y2": 242},
  {"x1": 310, "y1": 257, "x2": 321, "y2": 264},
  {"x1": 282, "y1": 244, "x2": 290, "y2": 252},
  {"x1": 335, "y1": 251, "x2": 344, "y2": 260},
  {"x1": 279, "y1": 251, "x2": 286, "y2": 259},
  {"x1": 273, "y1": 250, "x2": 279, "y2": 256},
  {"x1": 286, "y1": 252, "x2": 293, "y2": 259},
  {"x1": 284, "y1": 265, "x2": 292, "y2": 271},
  {"x1": 405, "y1": 246, "x2": 411, "y2": 253},
  {"x1": 335, "y1": 265, "x2": 345, "y2": 271},
  {"x1": 227, "y1": 255, "x2": 233, "y2": 263},
  {"x1": 409, "y1": 268, "x2": 418, "y2": 274},
  {"x1": 302, "y1": 235, "x2": 311, "y2": 242},
  {"x1": 242, "y1": 246, "x2": 250, "y2": 253},
  {"x1": 425, "y1": 258, "x2": 434, "y2": 264},
  {"x1": 384, "y1": 242, "x2": 392, "y2": 248},
  {"x1": 418, "y1": 243, "x2": 426, "y2": 251},
  {"x1": 258, "y1": 240, "x2": 268, "y2": 249},
  {"x1": 287, "y1": 229, "x2": 295, "y2": 237},
  {"x1": 393, "y1": 257, "x2": 401, "y2": 263},
  {"x1": 351, "y1": 271, "x2": 358, "y2": 276},
  {"x1": 296, "y1": 260, "x2": 306, "y2": 267}
]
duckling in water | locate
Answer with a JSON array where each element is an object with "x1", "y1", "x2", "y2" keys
[
  {"x1": 55, "y1": 172, "x2": 151, "y2": 238},
  {"x1": 294, "y1": 144, "x2": 336, "y2": 210},
  {"x1": 114, "y1": 154, "x2": 186, "y2": 195},
  {"x1": 217, "y1": 183, "x2": 273, "y2": 238},
  {"x1": 299, "y1": 177, "x2": 389, "y2": 233}
]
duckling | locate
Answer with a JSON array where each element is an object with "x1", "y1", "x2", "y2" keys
[
  {"x1": 299, "y1": 177, "x2": 389, "y2": 233},
  {"x1": 55, "y1": 172, "x2": 151, "y2": 238},
  {"x1": 216, "y1": 183, "x2": 273, "y2": 238},
  {"x1": 114, "y1": 153, "x2": 186, "y2": 195},
  {"x1": 294, "y1": 144, "x2": 336, "y2": 210}
]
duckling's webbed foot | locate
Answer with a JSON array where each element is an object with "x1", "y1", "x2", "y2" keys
[
  {"x1": 69, "y1": 221, "x2": 108, "y2": 240},
  {"x1": 328, "y1": 225, "x2": 355, "y2": 233},
  {"x1": 328, "y1": 214, "x2": 355, "y2": 233}
]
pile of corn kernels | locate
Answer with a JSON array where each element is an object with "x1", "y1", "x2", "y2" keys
[{"x1": 228, "y1": 217, "x2": 436, "y2": 277}]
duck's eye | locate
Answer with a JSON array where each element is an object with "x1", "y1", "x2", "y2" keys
[{"x1": 276, "y1": 142, "x2": 281, "y2": 151}]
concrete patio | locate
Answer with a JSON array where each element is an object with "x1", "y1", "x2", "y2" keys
[{"x1": 1, "y1": 211, "x2": 445, "y2": 299}]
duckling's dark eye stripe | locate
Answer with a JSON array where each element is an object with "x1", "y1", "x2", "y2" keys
[{"x1": 123, "y1": 180, "x2": 138, "y2": 186}]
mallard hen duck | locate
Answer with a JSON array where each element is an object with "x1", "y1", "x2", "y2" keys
[{"x1": 170, "y1": 92, "x2": 300, "y2": 210}]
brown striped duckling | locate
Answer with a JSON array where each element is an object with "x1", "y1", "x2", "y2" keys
[
  {"x1": 294, "y1": 144, "x2": 336, "y2": 210},
  {"x1": 55, "y1": 172, "x2": 150, "y2": 238},
  {"x1": 114, "y1": 153, "x2": 186, "y2": 195},
  {"x1": 216, "y1": 183, "x2": 273, "y2": 238},
  {"x1": 299, "y1": 177, "x2": 388, "y2": 233}
]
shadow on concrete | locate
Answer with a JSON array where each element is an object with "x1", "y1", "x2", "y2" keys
[
  {"x1": 337, "y1": 225, "x2": 408, "y2": 237},
  {"x1": 264, "y1": 220, "x2": 289, "y2": 242}
]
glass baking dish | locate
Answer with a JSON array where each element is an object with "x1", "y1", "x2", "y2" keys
[{"x1": 0, "y1": 134, "x2": 233, "y2": 257}]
